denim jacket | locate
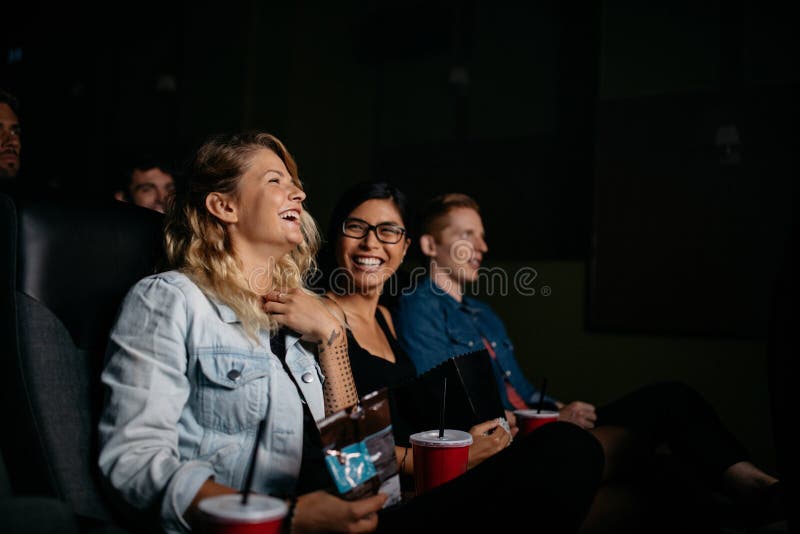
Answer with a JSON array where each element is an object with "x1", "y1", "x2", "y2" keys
[
  {"x1": 393, "y1": 277, "x2": 557, "y2": 411},
  {"x1": 98, "y1": 271, "x2": 325, "y2": 533}
]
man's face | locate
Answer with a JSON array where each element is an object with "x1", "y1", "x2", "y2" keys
[
  {"x1": 0, "y1": 103, "x2": 21, "y2": 179},
  {"x1": 428, "y1": 207, "x2": 488, "y2": 285},
  {"x1": 129, "y1": 167, "x2": 175, "y2": 213}
]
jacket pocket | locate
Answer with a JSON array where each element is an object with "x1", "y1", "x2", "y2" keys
[{"x1": 196, "y1": 351, "x2": 270, "y2": 434}]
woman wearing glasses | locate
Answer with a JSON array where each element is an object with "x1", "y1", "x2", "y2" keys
[{"x1": 317, "y1": 181, "x2": 605, "y2": 533}]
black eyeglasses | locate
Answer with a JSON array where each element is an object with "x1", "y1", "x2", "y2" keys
[{"x1": 341, "y1": 218, "x2": 407, "y2": 244}]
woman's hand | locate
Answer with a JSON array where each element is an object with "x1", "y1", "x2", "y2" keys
[
  {"x1": 557, "y1": 400, "x2": 597, "y2": 429},
  {"x1": 263, "y1": 289, "x2": 341, "y2": 344},
  {"x1": 292, "y1": 490, "x2": 387, "y2": 534},
  {"x1": 467, "y1": 419, "x2": 513, "y2": 469},
  {"x1": 184, "y1": 478, "x2": 238, "y2": 526}
]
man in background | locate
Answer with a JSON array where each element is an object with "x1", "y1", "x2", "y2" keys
[
  {"x1": 113, "y1": 155, "x2": 176, "y2": 213},
  {"x1": 0, "y1": 89, "x2": 22, "y2": 182}
]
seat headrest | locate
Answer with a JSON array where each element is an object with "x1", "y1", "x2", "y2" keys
[{"x1": 7, "y1": 193, "x2": 165, "y2": 351}]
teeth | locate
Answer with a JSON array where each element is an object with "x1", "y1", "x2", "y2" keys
[
  {"x1": 354, "y1": 257, "x2": 382, "y2": 266},
  {"x1": 280, "y1": 211, "x2": 298, "y2": 220}
]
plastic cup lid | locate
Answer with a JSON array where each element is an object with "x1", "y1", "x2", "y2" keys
[
  {"x1": 198, "y1": 494, "x2": 288, "y2": 523},
  {"x1": 410, "y1": 429, "x2": 473, "y2": 448},
  {"x1": 513, "y1": 409, "x2": 559, "y2": 418}
]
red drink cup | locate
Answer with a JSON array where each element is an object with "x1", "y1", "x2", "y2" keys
[
  {"x1": 409, "y1": 429, "x2": 473, "y2": 494},
  {"x1": 513, "y1": 409, "x2": 559, "y2": 436},
  {"x1": 197, "y1": 494, "x2": 288, "y2": 534}
]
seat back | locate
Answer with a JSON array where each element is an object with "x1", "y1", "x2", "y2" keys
[{"x1": 0, "y1": 192, "x2": 164, "y2": 521}]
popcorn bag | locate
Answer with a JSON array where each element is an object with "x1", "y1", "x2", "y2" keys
[{"x1": 317, "y1": 388, "x2": 401, "y2": 507}]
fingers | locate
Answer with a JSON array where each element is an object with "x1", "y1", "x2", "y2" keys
[
  {"x1": 350, "y1": 493, "x2": 388, "y2": 517},
  {"x1": 350, "y1": 493, "x2": 387, "y2": 531},
  {"x1": 264, "y1": 289, "x2": 289, "y2": 303},
  {"x1": 504, "y1": 410, "x2": 517, "y2": 427},
  {"x1": 349, "y1": 513, "x2": 380, "y2": 534},
  {"x1": 470, "y1": 419, "x2": 501, "y2": 436},
  {"x1": 262, "y1": 300, "x2": 288, "y2": 315}
]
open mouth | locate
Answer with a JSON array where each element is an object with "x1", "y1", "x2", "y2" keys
[
  {"x1": 279, "y1": 209, "x2": 301, "y2": 225},
  {"x1": 351, "y1": 255, "x2": 385, "y2": 272}
]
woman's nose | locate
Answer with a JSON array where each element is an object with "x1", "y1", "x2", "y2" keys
[{"x1": 290, "y1": 184, "x2": 306, "y2": 203}]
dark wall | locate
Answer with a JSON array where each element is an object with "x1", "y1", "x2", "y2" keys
[
  {"x1": 590, "y1": 1, "x2": 797, "y2": 338},
  {"x1": 2, "y1": 1, "x2": 795, "y2": 338}
]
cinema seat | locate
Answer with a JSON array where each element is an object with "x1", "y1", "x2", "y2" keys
[{"x1": 0, "y1": 191, "x2": 164, "y2": 532}]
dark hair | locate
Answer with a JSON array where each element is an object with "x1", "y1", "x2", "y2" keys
[
  {"x1": 326, "y1": 181, "x2": 410, "y2": 248},
  {"x1": 117, "y1": 151, "x2": 178, "y2": 196},
  {"x1": 0, "y1": 89, "x2": 21, "y2": 117},
  {"x1": 316, "y1": 181, "x2": 410, "y2": 295}
]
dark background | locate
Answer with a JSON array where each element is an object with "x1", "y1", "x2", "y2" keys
[{"x1": 2, "y1": 1, "x2": 796, "y2": 466}]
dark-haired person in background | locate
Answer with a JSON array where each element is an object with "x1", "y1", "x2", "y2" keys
[
  {"x1": 394, "y1": 192, "x2": 784, "y2": 530},
  {"x1": 113, "y1": 155, "x2": 176, "y2": 213},
  {"x1": 0, "y1": 89, "x2": 22, "y2": 182}
]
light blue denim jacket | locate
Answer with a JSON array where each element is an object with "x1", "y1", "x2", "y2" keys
[{"x1": 98, "y1": 271, "x2": 325, "y2": 533}]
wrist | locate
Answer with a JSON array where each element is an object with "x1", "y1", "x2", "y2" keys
[{"x1": 316, "y1": 321, "x2": 342, "y2": 348}]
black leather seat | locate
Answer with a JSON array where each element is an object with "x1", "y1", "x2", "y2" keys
[{"x1": 0, "y1": 191, "x2": 164, "y2": 532}]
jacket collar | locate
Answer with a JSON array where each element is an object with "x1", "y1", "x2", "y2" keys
[
  {"x1": 208, "y1": 297, "x2": 240, "y2": 324},
  {"x1": 425, "y1": 276, "x2": 482, "y2": 315}
]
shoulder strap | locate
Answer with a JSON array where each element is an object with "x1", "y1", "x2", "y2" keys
[{"x1": 321, "y1": 294, "x2": 350, "y2": 327}]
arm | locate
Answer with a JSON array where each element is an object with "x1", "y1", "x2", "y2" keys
[
  {"x1": 292, "y1": 491, "x2": 387, "y2": 534},
  {"x1": 466, "y1": 419, "x2": 513, "y2": 469},
  {"x1": 98, "y1": 277, "x2": 216, "y2": 531},
  {"x1": 264, "y1": 289, "x2": 358, "y2": 414},
  {"x1": 317, "y1": 324, "x2": 359, "y2": 414},
  {"x1": 395, "y1": 446, "x2": 413, "y2": 476},
  {"x1": 556, "y1": 400, "x2": 597, "y2": 429}
]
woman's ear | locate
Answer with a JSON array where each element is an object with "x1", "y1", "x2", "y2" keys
[
  {"x1": 419, "y1": 234, "x2": 437, "y2": 258},
  {"x1": 205, "y1": 192, "x2": 238, "y2": 223}
]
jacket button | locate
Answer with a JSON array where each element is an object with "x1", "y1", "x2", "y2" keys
[
  {"x1": 227, "y1": 369, "x2": 241, "y2": 381},
  {"x1": 491, "y1": 341, "x2": 497, "y2": 348},
  {"x1": 468, "y1": 341, "x2": 474, "y2": 347},
  {"x1": 301, "y1": 372, "x2": 314, "y2": 383},
  {"x1": 505, "y1": 370, "x2": 512, "y2": 377}
]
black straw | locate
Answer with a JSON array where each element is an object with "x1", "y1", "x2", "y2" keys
[
  {"x1": 536, "y1": 378, "x2": 548, "y2": 414},
  {"x1": 242, "y1": 418, "x2": 267, "y2": 505},
  {"x1": 438, "y1": 377, "x2": 447, "y2": 438}
]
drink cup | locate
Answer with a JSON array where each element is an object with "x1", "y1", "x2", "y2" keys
[
  {"x1": 513, "y1": 409, "x2": 559, "y2": 436},
  {"x1": 409, "y1": 429, "x2": 473, "y2": 494},
  {"x1": 197, "y1": 494, "x2": 288, "y2": 534}
]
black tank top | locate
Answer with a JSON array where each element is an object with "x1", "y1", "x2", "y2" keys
[{"x1": 346, "y1": 309, "x2": 417, "y2": 397}]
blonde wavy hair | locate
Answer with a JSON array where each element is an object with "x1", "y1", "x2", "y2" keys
[{"x1": 164, "y1": 132, "x2": 320, "y2": 338}]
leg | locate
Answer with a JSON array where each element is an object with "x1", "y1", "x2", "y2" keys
[
  {"x1": 596, "y1": 381, "x2": 750, "y2": 483},
  {"x1": 596, "y1": 381, "x2": 783, "y2": 526},
  {"x1": 589, "y1": 425, "x2": 648, "y2": 482}
]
